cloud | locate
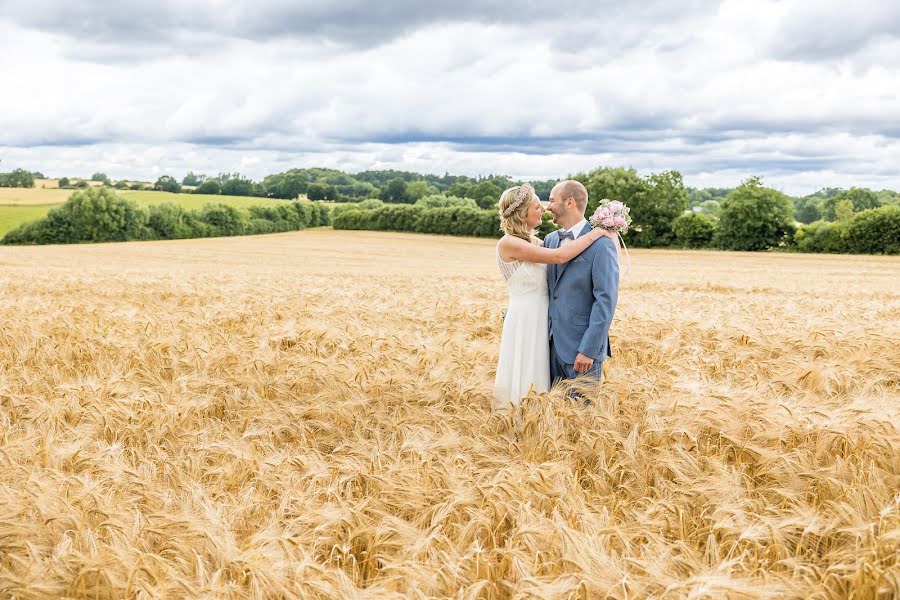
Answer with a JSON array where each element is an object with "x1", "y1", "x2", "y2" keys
[
  {"x1": 769, "y1": 0, "x2": 900, "y2": 61},
  {"x1": 1, "y1": 0, "x2": 900, "y2": 195}
]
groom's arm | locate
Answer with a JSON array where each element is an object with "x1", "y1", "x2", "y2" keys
[{"x1": 577, "y1": 237, "x2": 619, "y2": 361}]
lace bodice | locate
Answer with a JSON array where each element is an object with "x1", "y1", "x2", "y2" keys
[{"x1": 497, "y1": 248, "x2": 548, "y2": 297}]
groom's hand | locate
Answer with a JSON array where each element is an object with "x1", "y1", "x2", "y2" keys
[{"x1": 574, "y1": 353, "x2": 594, "y2": 374}]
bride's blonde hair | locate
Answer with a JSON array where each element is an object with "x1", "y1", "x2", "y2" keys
[{"x1": 498, "y1": 183, "x2": 539, "y2": 244}]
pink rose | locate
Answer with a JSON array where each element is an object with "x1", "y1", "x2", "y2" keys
[
  {"x1": 609, "y1": 201, "x2": 624, "y2": 212},
  {"x1": 603, "y1": 217, "x2": 615, "y2": 227},
  {"x1": 614, "y1": 216, "x2": 626, "y2": 227},
  {"x1": 599, "y1": 208, "x2": 611, "y2": 218}
]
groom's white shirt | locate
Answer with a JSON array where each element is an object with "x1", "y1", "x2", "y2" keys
[{"x1": 559, "y1": 218, "x2": 588, "y2": 247}]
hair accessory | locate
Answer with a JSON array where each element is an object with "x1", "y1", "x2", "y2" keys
[{"x1": 502, "y1": 184, "x2": 533, "y2": 218}]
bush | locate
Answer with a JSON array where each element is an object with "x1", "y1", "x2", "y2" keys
[
  {"x1": 249, "y1": 218, "x2": 277, "y2": 234},
  {"x1": 716, "y1": 178, "x2": 795, "y2": 251},
  {"x1": 844, "y1": 205, "x2": 900, "y2": 254},
  {"x1": 147, "y1": 202, "x2": 195, "y2": 239},
  {"x1": 2, "y1": 187, "x2": 151, "y2": 244},
  {"x1": 333, "y1": 204, "x2": 501, "y2": 238},
  {"x1": 315, "y1": 202, "x2": 330, "y2": 226},
  {"x1": 197, "y1": 203, "x2": 248, "y2": 236},
  {"x1": 374, "y1": 205, "x2": 423, "y2": 231},
  {"x1": 357, "y1": 199, "x2": 385, "y2": 210},
  {"x1": 673, "y1": 212, "x2": 716, "y2": 248},
  {"x1": 794, "y1": 221, "x2": 847, "y2": 253},
  {"x1": 58, "y1": 177, "x2": 71, "y2": 188},
  {"x1": 1, "y1": 189, "x2": 331, "y2": 245}
]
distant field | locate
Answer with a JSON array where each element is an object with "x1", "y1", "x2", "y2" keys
[
  {"x1": 0, "y1": 190, "x2": 291, "y2": 237},
  {"x1": 119, "y1": 191, "x2": 290, "y2": 211},
  {"x1": 0, "y1": 205, "x2": 58, "y2": 237},
  {"x1": 0, "y1": 187, "x2": 73, "y2": 205}
]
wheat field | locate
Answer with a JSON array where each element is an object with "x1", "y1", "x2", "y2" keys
[{"x1": 1, "y1": 230, "x2": 898, "y2": 599}]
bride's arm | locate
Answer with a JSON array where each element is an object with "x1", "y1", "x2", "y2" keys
[{"x1": 500, "y1": 230, "x2": 607, "y2": 265}]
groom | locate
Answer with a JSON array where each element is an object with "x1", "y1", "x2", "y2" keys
[{"x1": 544, "y1": 180, "x2": 619, "y2": 390}]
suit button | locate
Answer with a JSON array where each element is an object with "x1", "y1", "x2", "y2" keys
[{"x1": 553, "y1": 294, "x2": 558, "y2": 299}]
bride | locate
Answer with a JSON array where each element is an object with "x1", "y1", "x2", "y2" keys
[{"x1": 493, "y1": 183, "x2": 610, "y2": 413}]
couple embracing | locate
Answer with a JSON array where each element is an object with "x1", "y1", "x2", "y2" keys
[{"x1": 493, "y1": 180, "x2": 619, "y2": 413}]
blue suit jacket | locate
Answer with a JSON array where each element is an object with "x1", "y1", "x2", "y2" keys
[{"x1": 546, "y1": 223, "x2": 619, "y2": 364}]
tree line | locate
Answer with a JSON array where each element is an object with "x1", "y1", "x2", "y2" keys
[
  {"x1": 2, "y1": 164, "x2": 898, "y2": 253},
  {"x1": 331, "y1": 169, "x2": 898, "y2": 255},
  {"x1": 1, "y1": 187, "x2": 330, "y2": 245}
]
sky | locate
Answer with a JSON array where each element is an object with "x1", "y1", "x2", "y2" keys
[{"x1": 1, "y1": 0, "x2": 899, "y2": 195}]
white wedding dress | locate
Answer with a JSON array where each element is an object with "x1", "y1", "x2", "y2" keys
[{"x1": 493, "y1": 245, "x2": 551, "y2": 412}]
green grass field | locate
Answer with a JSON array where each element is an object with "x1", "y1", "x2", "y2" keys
[
  {"x1": 0, "y1": 205, "x2": 60, "y2": 238},
  {"x1": 0, "y1": 190, "x2": 292, "y2": 237}
]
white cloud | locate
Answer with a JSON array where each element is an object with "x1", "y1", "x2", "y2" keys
[{"x1": 1, "y1": 0, "x2": 899, "y2": 195}]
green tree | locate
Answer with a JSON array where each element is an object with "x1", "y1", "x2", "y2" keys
[
  {"x1": 154, "y1": 175, "x2": 182, "y2": 193},
  {"x1": 822, "y1": 187, "x2": 881, "y2": 221},
  {"x1": 577, "y1": 167, "x2": 646, "y2": 219},
  {"x1": 58, "y1": 177, "x2": 71, "y2": 188},
  {"x1": 834, "y1": 199, "x2": 854, "y2": 222},
  {"x1": 634, "y1": 170, "x2": 689, "y2": 246},
  {"x1": 0, "y1": 168, "x2": 35, "y2": 188},
  {"x1": 263, "y1": 171, "x2": 309, "y2": 199},
  {"x1": 578, "y1": 167, "x2": 687, "y2": 247},
  {"x1": 194, "y1": 180, "x2": 221, "y2": 195},
  {"x1": 794, "y1": 195, "x2": 822, "y2": 224},
  {"x1": 182, "y1": 171, "x2": 206, "y2": 186},
  {"x1": 407, "y1": 180, "x2": 438, "y2": 202},
  {"x1": 716, "y1": 177, "x2": 795, "y2": 251},
  {"x1": 380, "y1": 178, "x2": 411, "y2": 203},
  {"x1": 673, "y1": 212, "x2": 716, "y2": 248},
  {"x1": 91, "y1": 172, "x2": 109, "y2": 183},
  {"x1": 220, "y1": 175, "x2": 254, "y2": 196},
  {"x1": 308, "y1": 183, "x2": 330, "y2": 201},
  {"x1": 446, "y1": 182, "x2": 472, "y2": 198},
  {"x1": 698, "y1": 200, "x2": 722, "y2": 218},
  {"x1": 471, "y1": 180, "x2": 503, "y2": 210}
]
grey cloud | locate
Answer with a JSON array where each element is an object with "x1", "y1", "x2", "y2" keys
[
  {"x1": 769, "y1": 1, "x2": 900, "y2": 60},
  {"x1": 2, "y1": 0, "x2": 716, "y2": 48}
]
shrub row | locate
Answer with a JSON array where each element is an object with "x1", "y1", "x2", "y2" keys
[
  {"x1": 793, "y1": 206, "x2": 900, "y2": 254},
  {"x1": 1, "y1": 187, "x2": 330, "y2": 245}
]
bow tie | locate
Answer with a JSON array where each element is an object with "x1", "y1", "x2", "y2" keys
[{"x1": 558, "y1": 230, "x2": 575, "y2": 241}]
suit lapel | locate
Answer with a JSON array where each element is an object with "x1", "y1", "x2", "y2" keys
[{"x1": 555, "y1": 222, "x2": 593, "y2": 284}]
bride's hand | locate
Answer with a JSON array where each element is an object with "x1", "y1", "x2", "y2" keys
[{"x1": 590, "y1": 228, "x2": 609, "y2": 240}]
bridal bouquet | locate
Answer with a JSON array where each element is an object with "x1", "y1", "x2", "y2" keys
[{"x1": 589, "y1": 199, "x2": 631, "y2": 233}]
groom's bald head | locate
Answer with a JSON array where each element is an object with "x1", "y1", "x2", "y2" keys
[{"x1": 553, "y1": 180, "x2": 588, "y2": 213}]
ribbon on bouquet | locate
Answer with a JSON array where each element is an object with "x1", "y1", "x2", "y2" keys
[{"x1": 613, "y1": 232, "x2": 631, "y2": 276}]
